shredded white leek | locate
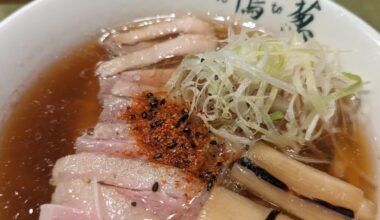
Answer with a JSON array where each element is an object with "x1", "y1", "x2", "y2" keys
[{"x1": 165, "y1": 31, "x2": 362, "y2": 152}]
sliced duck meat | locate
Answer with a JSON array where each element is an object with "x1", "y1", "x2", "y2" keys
[
  {"x1": 41, "y1": 15, "x2": 222, "y2": 220},
  {"x1": 109, "y1": 16, "x2": 214, "y2": 45},
  {"x1": 39, "y1": 204, "x2": 90, "y2": 220},
  {"x1": 104, "y1": 41, "x2": 156, "y2": 57},
  {"x1": 99, "y1": 95, "x2": 131, "y2": 122},
  {"x1": 50, "y1": 179, "x2": 159, "y2": 220},
  {"x1": 92, "y1": 122, "x2": 132, "y2": 140},
  {"x1": 116, "y1": 188, "x2": 207, "y2": 220},
  {"x1": 99, "y1": 68, "x2": 173, "y2": 99},
  {"x1": 119, "y1": 68, "x2": 175, "y2": 87},
  {"x1": 111, "y1": 80, "x2": 157, "y2": 98},
  {"x1": 51, "y1": 153, "x2": 204, "y2": 199},
  {"x1": 96, "y1": 34, "x2": 217, "y2": 77},
  {"x1": 75, "y1": 123, "x2": 143, "y2": 158},
  {"x1": 115, "y1": 187, "x2": 203, "y2": 220},
  {"x1": 99, "y1": 76, "x2": 119, "y2": 99},
  {"x1": 75, "y1": 134, "x2": 142, "y2": 158}
]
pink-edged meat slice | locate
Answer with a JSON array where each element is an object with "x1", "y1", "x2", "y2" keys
[
  {"x1": 51, "y1": 153, "x2": 204, "y2": 199},
  {"x1": 75, "y1": 123, "x2": 143, "y2": 158},
  {"x1": 96, "y1": 34, "x2": 217, "y2": 77},
  {"x1": 99, "y1": 68, "x2": 174, "y2": 98},
  {"x1": 47, "y1": 179, "x2": 159, "y2": 220},
  {"x1": 110, "y1": 80, "x2": 156, "y2": 98},
  {"x1": 39, "y1": 204, "x2": 90, "y2": 220},
  {"x1": 119, "y1": 68, "x2": 174, "y2": 87},
  {"x1": 99, "y1": 95, "x2": 131, "y2": 123},
  {"x1": 109, "y1": 16, "x2": 214, "y2": 45}
]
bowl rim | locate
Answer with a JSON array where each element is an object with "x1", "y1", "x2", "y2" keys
[
  {"x1": 0, "y1": 0, "x2": 379, "y2": 218},
  {"x1": 1, "y1": 0, "x2": 379, "y2": 38}
]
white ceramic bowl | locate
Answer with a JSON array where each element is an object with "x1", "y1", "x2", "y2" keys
[{"x1": 0, "y1": 0, "x2": 379, "y2": 217}]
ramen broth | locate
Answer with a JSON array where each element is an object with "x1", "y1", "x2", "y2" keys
[
  {"x1": 0, "y1": 41, "x2": 103, "y2": 219},
  {"x1": 0, "y1": 19, "x2": 376, "y2": 219}
]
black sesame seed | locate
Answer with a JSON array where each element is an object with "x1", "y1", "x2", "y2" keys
[
  {"x1": 174, "y1": 159, "x2": 181, "y2": 167},
  {"x1": 146, "y1": 93, "x2": 154, "y2": 99},
  {"x1": 180, "y1": 143, "x2": 187, "y2": 148},
  {"x1": 182, "y1": 127, "x2": 191, "y2": 136},
  {"x1": 182, "y1": 108, "x2": 189, "y2": 114},
  {"x1": 152, "y1": 182, "x2": 159, "y2": 192},
  {"x1": 174, "y1": 121, "x2": 181, "y2": 128},
  {"x1": 195, "y1": 132, "x2": 201, "y2": 138},
  {"x1": 131, "y1": 201, "x2": 137, "y2": 207},
  {"x1": 202, "y1": 171, "x2": 216, "y2": 180},
  {"x1": 178, "y1": 115, "x2": 189, "y2": 123},
  {"x1": 151, "y1": 119, "x2": 165, "y2": 129},
  {"x1": 150, "y1": 98, "x2": 159, "y2": 108},
  {"x1": 210, "y1": 140, "x2": 217, "y2": 145},
  {"x1": 206, "y1": 180, "x2": 213, "y2": 191},
  {"x1": 167, "y1": 140, "x2": 178, "y2": 149},
  {"x1": 200, "y1": 58, "x2": 205, "y2": 62},
  {"x1": 153, "y1": 153, "x2": 163, "y2": 160},
  {"x1": 190, "y1": 140, "x2": 196, "y2": 148},
  {"x1": 141, "y1": 112, "x2": 148, "y2": 119},
  {"x1": 179, "y1": 109, "x2": 189, "y2": 123},
  {"x1": 214, "y1": 75, "x2": 219, "y2": 80},
  {"x1": 160, "y1": 99, "x2": 166, "y2": 105}
]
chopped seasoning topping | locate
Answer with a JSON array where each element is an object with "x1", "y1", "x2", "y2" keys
[
  {"x1": 167, "y1": 140, "x2": 178, "y2": 149},
  {"x1": 141, "y1": 111, "x2": 148, "y2": 119},
  {"x1": 182, "y1": 127, "x2": 191, "y2": 136},
  {"x1": 151, "y1": 119, "x2": 165, "y2": 129},
  {"x1": 190, "y1": 140, "x2": 197, "y2": 148},
  {"x1": 195, "y1": 132, "x2": 201, "y2": 138},
  {"x1": 131, "y1": 201, "x2": 137, "y2": 207},
  {"x1": 153, "y1": 153, "x2": 163, "y2": 160},
  {"x1": 150, "y1": 98, "x2": 159, "y2": 109},
  {"x1": 147, "y1": 114, "x2": 154, "y2": 120},
  {"x1": 210, "y1": 140, "x2": 217, "y2": 145},
  {"x1": 152, "y1": 182, "x2": 159, "y2": 192},
  {"x1": 122, "y1": 91, "x2": 226, "y2": 182},
  {"x1": 146, "y1": 92, "x2": 154, "y2": 99}
]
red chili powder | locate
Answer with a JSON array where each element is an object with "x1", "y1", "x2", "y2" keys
[{"x1": 121, "y1": 91, "x2": 225, "y2": 182}]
